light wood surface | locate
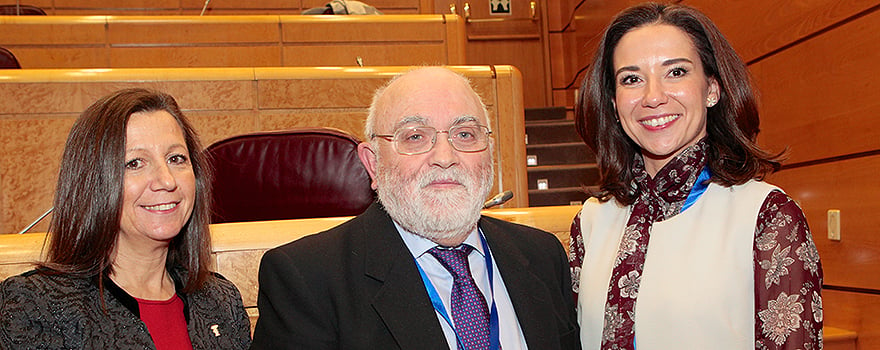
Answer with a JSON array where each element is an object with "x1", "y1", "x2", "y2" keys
[
  {"x1": 0, "y1": 205, "x2": 582, "y2": 295},
  {"x1": 0, "y1": 15, "x2": 465, "y2": 69}
]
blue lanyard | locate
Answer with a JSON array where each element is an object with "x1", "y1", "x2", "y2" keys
[
  {"x1": 414, "y1": 232, "x2": 500, "y2": 350},
  {"x1": 680, "y1": 165, "x2": 711, "y2": 213}
]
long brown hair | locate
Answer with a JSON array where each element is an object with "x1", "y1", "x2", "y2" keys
[
  {"x1": 575, "y1": 2, "x2": 783, "y2": 205},
  {"x1": 42, "y1": 88, "x2": 213, "y2": 293}
]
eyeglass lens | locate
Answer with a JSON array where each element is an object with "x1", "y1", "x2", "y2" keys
[{"x1": 395, "y1": 125, "x2": 488, "y2": 154}]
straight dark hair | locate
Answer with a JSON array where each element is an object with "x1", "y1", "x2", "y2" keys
[
  {"x1": 42, "y1": 88, "x2": 213, "y2": 294},
  {"x1": 575, "y1": 2, "x2": 783, "y2": 206}
]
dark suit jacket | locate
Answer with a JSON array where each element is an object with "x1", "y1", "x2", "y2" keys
[{"x1": 251, "y1": 202, "x2": 579, "y2": 349}]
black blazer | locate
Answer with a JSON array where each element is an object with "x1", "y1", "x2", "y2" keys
[{"x1": 251, "y1": 203, "x2": 579, "y2": 349}]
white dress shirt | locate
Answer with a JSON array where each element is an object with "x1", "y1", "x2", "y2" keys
[{"x1": 396, "y1": 221, "x2": 528, "y2": 350}]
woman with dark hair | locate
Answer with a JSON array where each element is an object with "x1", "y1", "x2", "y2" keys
[
  {"x1": 568, "y1": 3, "x2": 822, "y2": 349},
  {"x1": 0, "y1": 88, "x2": 251, "y2": 349}
]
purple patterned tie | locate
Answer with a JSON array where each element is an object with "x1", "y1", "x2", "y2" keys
[{"x1": 429, "y1": 245, "x2": 490, "y2": 350}]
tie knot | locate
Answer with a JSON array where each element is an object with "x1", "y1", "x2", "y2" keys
[{"x1": 428, "y1": 245, "x2": 475, "y2": 279}]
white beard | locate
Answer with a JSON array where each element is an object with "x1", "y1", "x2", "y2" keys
[{"x1": 376, "y1": 159, "x2": 493, "y2": 243}]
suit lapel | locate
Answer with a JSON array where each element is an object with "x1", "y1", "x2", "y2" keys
[
  {"x1": 359, "y1": 204, "x2": 450, "y2": 350},
  {"x1": 481, "y1": 218, "x2": 558, "y2": 349}
]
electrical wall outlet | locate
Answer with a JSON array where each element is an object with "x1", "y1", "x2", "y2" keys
[{"x1": 827, "y1": 209, "x2": 841, "y2": 241}]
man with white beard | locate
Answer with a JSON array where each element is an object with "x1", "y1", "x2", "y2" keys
[{"x1": 252, "y1": 67, "x2": 579, "y2": 350}]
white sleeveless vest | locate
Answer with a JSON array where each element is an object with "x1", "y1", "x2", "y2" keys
[{"x1": 577, "y1": 181, "x2": 778, "y2": 349}]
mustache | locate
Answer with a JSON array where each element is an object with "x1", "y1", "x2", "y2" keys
[{"x1": 417, "y1": 167, "x2": 471, "y2": 188}]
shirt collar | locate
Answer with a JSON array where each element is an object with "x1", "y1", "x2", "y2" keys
[{"x1": 394, "y1": 220, "x2": 485, "y2": 260}]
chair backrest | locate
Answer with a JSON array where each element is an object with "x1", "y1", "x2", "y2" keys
[
  {"x1": 0, "y1": 47, "x2": 21, "y2": 69},
  {"x1": 206, "y1": 128, "x2": 374, "y2": 224},
  {"x1": 0, "y1": 5, "x2": 47, "y2": 15}
]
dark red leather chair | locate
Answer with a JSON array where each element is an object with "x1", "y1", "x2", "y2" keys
[
  {"x1": 206, "y1": 128, "x2": 374, "y2": 224},
  {"x1": 0, "y1": 47, "x2": 20, "y2": 69},
  {"x1": 0, "y1": 5, "x2": 47, "y2": 15}
]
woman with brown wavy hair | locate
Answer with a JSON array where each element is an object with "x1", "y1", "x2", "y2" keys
[
  {"x1": 0, "y1": 88, "x2": 251, "y2": 349},
  {"x1": 568, "y1": 3, "x2": 822, "y2": 349}
]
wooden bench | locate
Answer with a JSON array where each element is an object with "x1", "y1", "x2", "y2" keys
[
  {"x1": 0, "y1": 65, "x2": 528, "y2": 234},
  {"x1": 0, "y1": 14, "x2": 465, "y2": 68},
  {"x1": 0, "y1": 205, "x2": 582, "y2": 332}
]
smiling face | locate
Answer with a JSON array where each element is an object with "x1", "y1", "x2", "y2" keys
[
  {"x1": 118, "y1": 110, "x2": 196, "y2": 249},
  {"x1": 613, "y1": 24, "x2": 719, "y2": 176},
  {"x1": 358, "y1": 68, "x2": 494, "y2": 246}
]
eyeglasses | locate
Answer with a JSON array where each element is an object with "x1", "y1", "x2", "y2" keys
[{"x1": 371, "y1": 125, "x2": 492, "y2": 155}]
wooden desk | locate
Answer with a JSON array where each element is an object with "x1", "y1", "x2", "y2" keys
[{"x1": 0, "y1": 15, "x2": 465, "y2": 68}]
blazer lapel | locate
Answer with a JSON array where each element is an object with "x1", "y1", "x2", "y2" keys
[
  {"x1": 481, "y1": 218, "x2": 559, "y2": 349},
  {"x1": 360, "y1": 203, "x2": 450, "y2": 350}
]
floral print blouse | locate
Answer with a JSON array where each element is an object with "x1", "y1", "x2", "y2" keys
[{"x1": 568, "y1": 140, "x2": 824, "y2": 349}]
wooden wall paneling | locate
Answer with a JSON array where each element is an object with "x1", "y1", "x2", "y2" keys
[
  {"x1": 752, "y1": 9, "x2": 880, "y2": 165},
  {"x1": 549, "y1": 31, "x2": 566, "y2": 88},
  {"x1": 0, "y1": 16, "x2": 107, "y2": 68},
  {"x1": 683, "y1": 0, "x2": 879, "y2": 63},
  {"x1": 546, "y1": 0, "x2": 576, "y2": 32},
  {"x1": 460, "y1": 0, "x2": 550, "y2": 108},
  {"x1": 52, "y1": 0, "x2": 180, "y2": 9},
  {"x1": 299, "y1": 0, "x2": 423, "y2": 13},
  {"x1": 110, "y1": 46, "x2": 281, "y2": 68},
  {"x1": 107, "y1": 16, "x2": 281, "y2": 44},
  {"x1": 491, "y1": 66, "x2": 529, "y2": 206},
  {"x1": 766, "y1": 155, "x2": 880, "y2": 290},
  {"x1": 419, "y1": 0, "x2": 435, "y2": 14},
  {"x1": 824, "y1": 289, "x2": 880, "y2": 350},
  {"x1": 282, "y1": 44, "x2": 447, "y2": 67},
  {"x1": 443, "y1": 15, "x2": 467, "y2": 64},
  {"x1": 0, "y1": 17, "x2": 106, "y2": 45},
  {"x1": 279, "y1": 15, "x2": 460, "y2": 66},
  {"x1": 466, "y1": 40, "x2": 546, "y2": 107},
  {"x1": 0, "y1": 15, "x2": 462, "y2": 68},
  {"x1": 106, "y1": 16, "x2": 281, "y2": 67},
  {"x1": 179, "y1": 0, "x2": 294, "y2": 11},
  {"x1": 281, "y1": 15, "x2": 447, "y2": 42},
  {"x1": 12, "y1": 48, "x2": 109, "y2": 69}
]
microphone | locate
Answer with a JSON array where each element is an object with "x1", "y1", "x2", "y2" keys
[
  {"x1": 482, "y1": 190, "x2": 513, "y2": 209},
  {"x1": 200, "y1": 0, "x2": 211, "y2": 16},
  {"x1": 18, "y1": 207, "x2": 53, "y2": 234}
]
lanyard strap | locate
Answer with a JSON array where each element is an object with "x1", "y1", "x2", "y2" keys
[
  {"x1": 681, "y1": 165, "x2": 711, "y2": 213},
  {"x1": 414, "y1": 232, "x2": 500, "y2": 350}
]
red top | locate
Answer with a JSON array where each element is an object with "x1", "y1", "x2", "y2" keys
[{"x1": 136, "y1": 294, "x2": 194, "y2": 350}]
